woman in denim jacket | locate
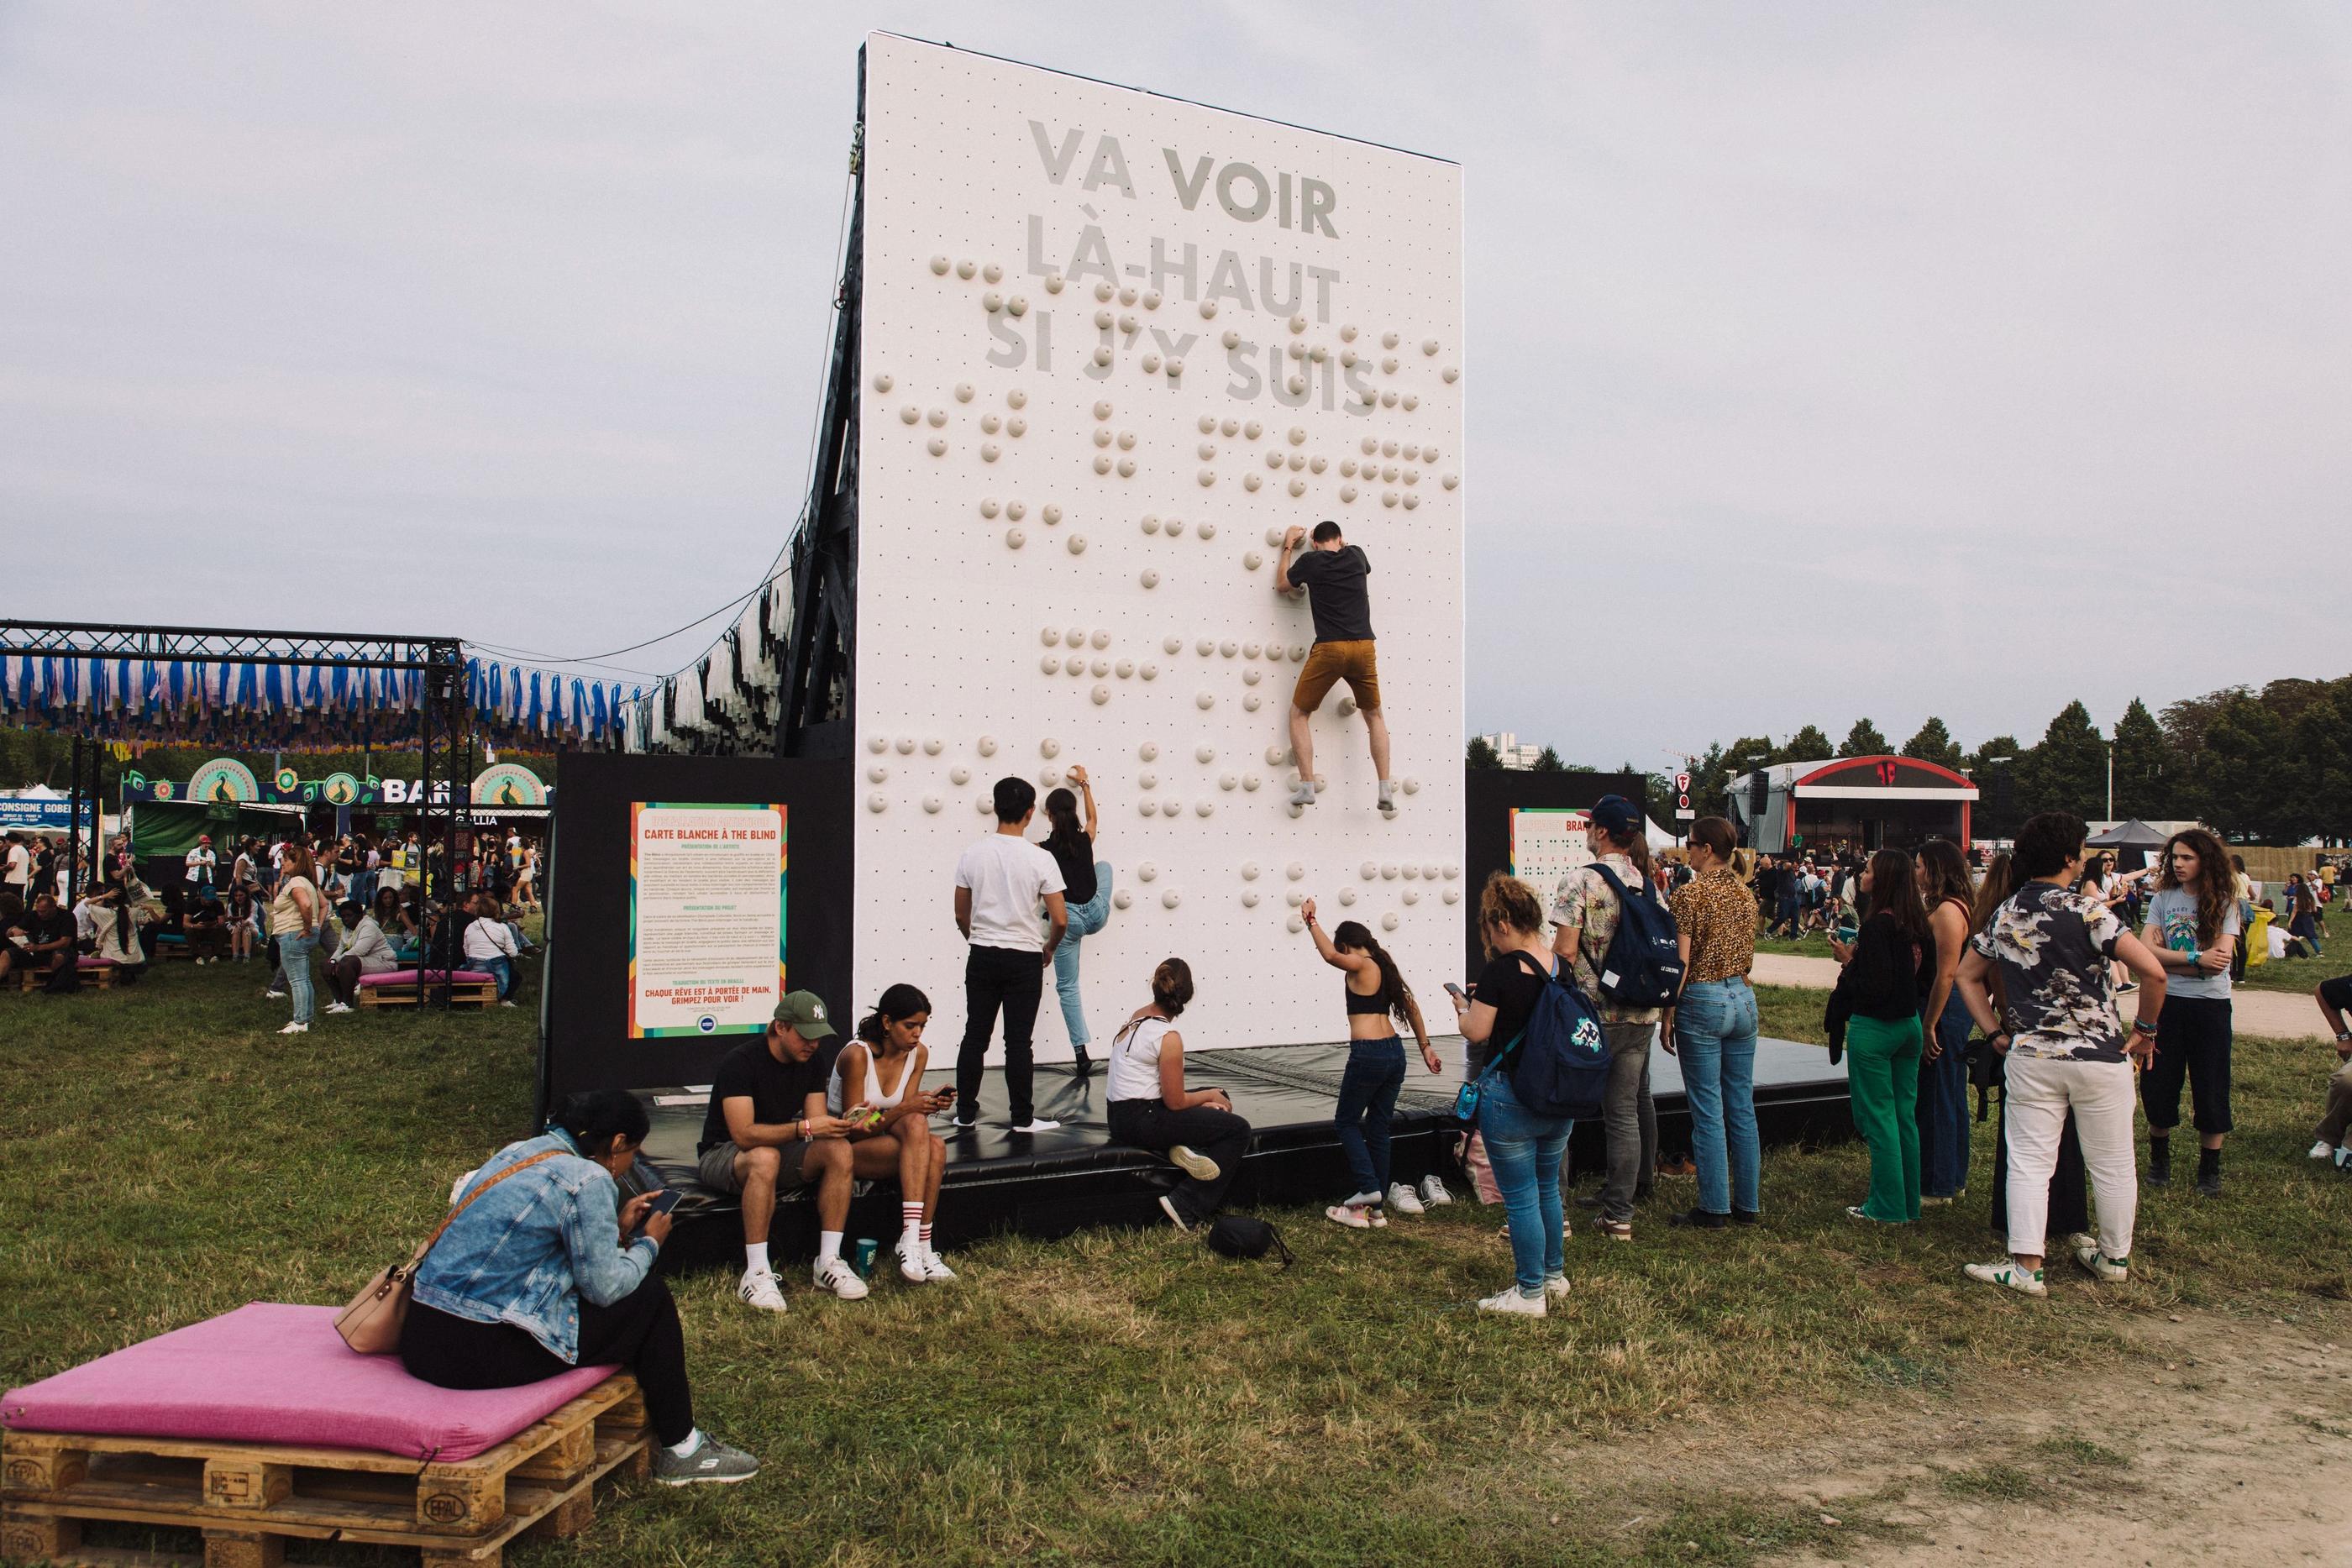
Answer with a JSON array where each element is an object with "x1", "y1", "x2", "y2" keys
[{"x1": 401, "y1": 1090, "x2": 758, "y2": 1487}]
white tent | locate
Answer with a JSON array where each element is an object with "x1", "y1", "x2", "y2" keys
[{"x1": 1646, "y1": 816, "x2": 1678, "y2": 850}]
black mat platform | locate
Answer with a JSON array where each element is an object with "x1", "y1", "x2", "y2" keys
[{"x1": 636, "y1": 1036, "x2": 1850, "y2": 1269}]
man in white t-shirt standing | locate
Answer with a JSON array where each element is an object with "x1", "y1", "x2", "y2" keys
[
  {"x1": 953, "y1": 776, "x2": 1069, "y2": 1135},
  {"x1": 3, "y1": 834, "x2": 29, "y2": 904},
  {"x1": 184, "y1": 835, "x2": 218, "y2": 897}
]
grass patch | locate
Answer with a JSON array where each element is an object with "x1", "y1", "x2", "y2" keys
[
  {"x1": 2031, "y1": 1434, "x2": 2129, "y2": 1469},
  {"x1": 1939, "y1": 1462, "x2": 2040, "y2": 1501},
  {"x1": 3, "y1": 954, "x2": 2347, "y2": 1565}
]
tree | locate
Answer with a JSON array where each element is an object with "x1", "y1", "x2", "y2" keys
[
  {"x1": 1776, "y1": 726, "x2": 1834, "y2": 764},
  {"x1": 1966, "y1": 735, "x2": 2024, "y2": 840},
  {"x1": 1836, "y1": 719, "x2": 1891, "y2": 758},
  {"x1": 1900, "y1": 716, "x2": 1964, "y2": 772},
  {"x1": 2180, "y1": 693, "x2": 2286, "y2": 840},
  {"x1": 1688, "y1": 742, "x2": 1730, "y2": 819},
  {"x1": 1467, "y1": 737, "x2": 1500, "y2": 770},
  {"x1": 2273, "y1": 690, "x2": 2351, "y2": 844},
  {"x1": 2108, "y1": 699, "x2": 2174, "y2": 821},
  {"x1": 1532, "y1": 746, "x2": 1565, "y2": 773},
  {"x1": 2019, "y1": 700, "x2": 2106, "y2": 821}
]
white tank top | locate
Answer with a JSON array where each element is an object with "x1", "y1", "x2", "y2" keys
[
  {"x1": 1107, "y1": 1016, "x2": 1174, "y2": 1104},
  {"x1": 827, "y1": 1043, "x2": 920, "y2": 1114}
]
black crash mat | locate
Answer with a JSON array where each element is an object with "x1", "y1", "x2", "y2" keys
[{"x1": 633, "y1": 1036, "x2": 1849, "y2": 1266}]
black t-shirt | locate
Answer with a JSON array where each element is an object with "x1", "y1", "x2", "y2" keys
[
  {"x1": 1285, "y1": 544, "x2": 1375, "y2": 643},
  {"x1": 8, "y1": 908, "x2": 74, "y2": 952},
  {"x1": 1469, "y1": 948, "x2": 1556, "y2": 1080},
  {"x1": 699, "y1": 1039, "x2": 830, "y2": 1156},
  {"x1": 1046, "y1": 831, "x2": 1097, "y2": 906}
]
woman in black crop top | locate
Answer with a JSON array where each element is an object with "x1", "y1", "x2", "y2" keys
[
  {"x1": 1829, "y1": 849, "x2": 1936, "y2": 1225},
  {"x1": 1302, "y1": 902, "x2": 1436, "y2": 1230},
  {"x1": 1039, "y1": 768, "x2": 1114, "y2": 1071}
]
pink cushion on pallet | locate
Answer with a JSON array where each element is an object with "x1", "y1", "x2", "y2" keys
[
  {"x1": 357, "y1": 969, "x2": 496, "y2": 987},
  {"x1": 75, "y1": 957, "x2": 114, "y2": 969},
  {"x1": 1, "y1": 1303, "x2": 616, "y2": 1462}
]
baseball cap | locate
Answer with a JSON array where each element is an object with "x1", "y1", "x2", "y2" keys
[
  {"x1": 772, "y1": 990, "x2": 837, "y2": 1038},
  {"x1": 197, "y1": 834, "x2": 212, "y2": 844},
  {"x1": 1589, "y1": 795, "x2": 1642, "y2": 839}
]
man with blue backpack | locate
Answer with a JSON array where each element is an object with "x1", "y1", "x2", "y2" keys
[{"x1": 1550, "y1": 795, "x2": 1684, "y2": 1242}]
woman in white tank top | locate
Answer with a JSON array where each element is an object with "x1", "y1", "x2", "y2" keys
[
  {"x1": 829, "y1": 984, "x2": 957, "y2": 1283},
  {"x1": 1104, "y1": 959, "x2": 1253, "y2": 1230}
]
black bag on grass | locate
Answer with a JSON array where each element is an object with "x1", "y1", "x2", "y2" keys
[{"x1": 1205, "y1": 1215, "x2": 1293, "y2": 1268}]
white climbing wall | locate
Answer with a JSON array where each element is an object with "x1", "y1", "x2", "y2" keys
[{"x1": 853, "y1": 33, "x2": 1465, "y2": 1056}]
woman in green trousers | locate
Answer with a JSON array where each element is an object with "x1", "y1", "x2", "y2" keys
[{"x1": 1830, "y1": 849, "x2": 1936, "y2": 1222}]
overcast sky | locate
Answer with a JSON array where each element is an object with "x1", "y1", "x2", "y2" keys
[{"x1": 4, "y1": 2, "x2": 2347, "y2": 766}]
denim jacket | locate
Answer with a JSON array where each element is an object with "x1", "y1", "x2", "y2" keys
[{"x1": 410, "y1": 1129, "x2": 658, "y2": 1364}]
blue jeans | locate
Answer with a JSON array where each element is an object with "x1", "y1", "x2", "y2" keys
[
  {"x1": 278, "y1": 930, "x2": 318, "y2": 1024},
  {"x1": 1917, "y1": 993, "x2": 1974, "y2": 1198},
  {"x1": 1052, "y1": 862, "x2": 1113, "y2": 1050},
  {"x1": 1675, "y1": 978, "x2": 1760, "y2": 1216},
  {"x1": 1334, "y1": 1036, "x2": 1406, "y2": 1198},
  {"x1": 1478, "y1": 1067, "x2": 1570, "y2": 1297},
  {"x1": 480, "y1": 954, "x2": 515, "y2": 1000}
]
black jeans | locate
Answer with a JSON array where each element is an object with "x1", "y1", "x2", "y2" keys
[
  {"x1": 398, "y1": 1277, "x2": 694, "y2": 1446},
  {"x1": 1108, "y1": 1098, "x2": 1252, "y2": 1223},
  {"x1": 959, "y1": 944, "x2": 1046, "y2": 1125},
  {"x1": 2143, "y1": 994, "x2": 2234, "y2": 1136}
]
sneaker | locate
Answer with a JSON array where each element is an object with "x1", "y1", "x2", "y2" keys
[
  {"x1": 1341, "y1": 1189, "x2": 1383, "y2": 1209},
  {"x1": 499, "y1": 999, "x2": 517, "y2": 1009},
  {"x1": 1599, "y1": 1220, "x2": 1632, "y2": 1242},
  {"x1": 1367, "y1": 1207, "x2": 1389, "y2": 1228},
  {"x1": 2147, "y1": 1143, "x2": 2171, "y2": 1187},
  {"x1": 1477, "y1": 1287, "x2": 1546, "y2": 1317},
  {"x1": 2312, "y1": 1141, "x2": 2335, "y2": 1161},
  {"x1": 738, "y1": 1268, "x2": 787, "y2": 1313},
  {"x1": 1168, "y1": 1144, "x2": 1221, "y2": 1182},
  {"x1": 1326, "y1": 1204, "x2": 1372, "y2": 1230},
  {"x1": 1920, "y1": 1194, "x2": 1953, "y2": 1207},
  {"x1": 812, "y1": 1257, "x2": 869, "y2": 1300},
  {"x1": 2336, "y1": 1146, "x2": 2352, "y2": 1172},
  {"x1": 921, "y1": 1248, "x2": 958, "y2": 1282},
  {"x1": 324, "y1": 1001, "x2": 353, "y2": 1015},
  {"x1": 1386, "y1": 1182, "x2": 1425, "y2": 1214},
  {"x1": 1542, "y1": 1272, "x2": 1571, "y2": 1299},
  {"x1": 1011, "y1": 1119, "x2": 1062, "y2": 1135},
  {"x1": 2073, "y1": 1241, "x2": 2129, "y2": 1282},
  {"x1": 1288, "y1": 779, "x2": 1316, "y2": 807},
  {"x1": 2196, "y1": 1167, "x2": 2223, "y2": 1198},
  {"x1": 1419, "y1": 1175, "x2": 1453, "y2": 1207},
  {"x1": 895, "y1": 1240, "x2": 930, "y2": 1283},
  {"x1": 1963, "y1": 1259, "x2": 2047, "y2": 1298},
  {"x1": 1844, "y1": 1206, "x2": 1882, "y2": 1223},
  {"x1": 1667, "y1": 1207, "x2": 1727, "y2": 1230},
  {"x1": 1378, "y1": 782, "x2": 1399, "y2": 818},
  {"x1": 1158, "y1": 1194, "x2": 1192, "y2": 1232},
  {"x1": 277, "y1": 1020, "x2": 308, "y2": 1035},
  {"x1": 264, "y1": 989, "x2": 288, "y2": 999},
  {"x1": 1070, "y1": 1048, "x2": 1093, "y2": 1075},
  {"x1": 652, "y1": 1433, "x2": 759, "y2": 1487},
  {"x1": 952, "y1": 1117, "x2": 977, "y2": 1130}
]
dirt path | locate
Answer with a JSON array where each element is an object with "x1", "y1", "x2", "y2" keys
[
  {"x1": 1622, "y1": 1303, "x2": 2352, "y2": 1565},
  {"x1": 1751, "y1": 952, "x2": 2332, "y2": 1043}
]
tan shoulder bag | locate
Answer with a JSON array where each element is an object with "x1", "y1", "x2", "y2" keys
[{"x1": 334, "y1": 1150, "x2": 564, "y2": 1354}]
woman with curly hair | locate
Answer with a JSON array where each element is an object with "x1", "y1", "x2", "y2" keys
[{"x1": 2139, "y1": 827, "x2": 2243, "y2": 1195}]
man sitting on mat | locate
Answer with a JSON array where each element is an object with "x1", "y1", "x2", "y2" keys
[
  {"x1": 1275, "y1": 521, "x2": 1395, "y2": 816},
  {"x1": 323, "y1": 899, "x2": 398, "y2": 1013},
  {"x1": 697, "y1": 991, "x2": 885, "y2": 1312}
]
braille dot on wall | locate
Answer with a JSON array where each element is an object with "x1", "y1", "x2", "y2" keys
[
  {"x1": 1219, "y1": 773, "x2": 1238, "y2": 790},
  {"x1": 1119, "y1": 314, "x2": 1137, "y2": 335},
  {"x1": 1008, "y1": 389, "x2": 1028, "y2": 409},
  {"x1": 1243, "y1": 774, "x2": 1262, "y2": 791},
  {"x1": 1287, "y1": 342, "x2": 1305, "y2": 361},
  {"x1": 1005, "y1": 501, "x2": 1026, "y2": 521},
  {"x1": 1287, "y1": 914, "x2": 1305, "y2": 933},
  {"x1": 1340, "y1": 324, "x2": 1358, "y2": 341},
  {"x1": 1139, "y1": 569, "x2": 1159, "y2": 588},
  {"x1": 982, "y1": 414, "x2": 1002, "y2": 434},
  {"x1": 956, "y1": 259, "x2": 976, "y2": 280},
  {"x1": 1161, "y1": 636, "x2": 1181, "y2": 655},
  {"x1": 1291, "y1": 647, "x2": 1306, "y2": 663},
  {"x1": 1091, "y1": 685, "x2": 1109, "y2": 705},
  {"x1": 1194, "y1": 637, "x2": 1213, "y2": 655},
  {"x1": 1421, "y1": 338, "x2": 1439, "y2": 355},
  {"x1": 1242, "y1": 889, "x2": 1261, "y2": 908},
  {"x1": 1219, "y1": 640, "x2": 1238, "y2": 658},
  {"x1": 1286, "y1": 376, "x2": 1305, "y2": 395},
  {"x1": 1243, "y1": 551, "x2": 1263, "y2": 570},
  {"x1": 1138, "y1": 773, "x2": 1158, "y2": 791},
  {"x1": 1381, "y1": 913, "x2": 1399, "y2": 932},
  {"x1": 1005, "y1": 527, "x2": 1024, "y2": 548},
  {"x1": 1443, "y1": 888, "x2": 1461, "y2": 905},
  {"x1": 1309, "y1": 345, "x2": 1326, "y2": 363},
  {"x1": 950, "y1": 766, "x2": 970, "y2": 784},
  {"x1": 1382, "y1": 864, "x2": 1399, "y2": 879},
  {"x1": 868, "y1": 763, "x2": 889, "y2": 783},
  {"x1": 923, "y1": 795, "x2": 942, "y2": 814},
  {"x1": 1287, "y1": 479, "x2": 1305, "y2": 497},
  {"x1": 1380, "y1": 391, "x2": 1399, "y2": 408},
  {"x1": 1423, "y1": 446, "x2": 1441, "y2": 463},
  {"x1": 1442, "y1": 863, "x2": 1461, "y2": 880},
  {"x1": 1286, "y1": 889, "x2": 1305, "y2": 908},
  {"x1": 1007, "y1": 296, "x2": 1028, "y2": 317},
  {"x1": 1242, "y1": 475, "x2": 1262, "y2": 491},
  {"x1": 1095, "y1": 282, "x2": 1115, "y2": 302},
  {"x1": 1338, "y1": 888, "x2": 1357, "y2": 906},
  {"x1": 1142, "y1": 354, "x2": 1161, "y2": 374},
  {"x1": 983, "y1": 263, "x2": 1003, "y2": 284},
  {"x1": 895, "y1": 737, "x2": 914, "y2": 754},
  {"x1": 1221, "y1": 417, "x2": 1239, "y2": 437},
  {"x1": 1380, "y1": 465, "x2": 1399, "y2": 481},
  {"x1": 1309, "y1": 458, "x2": 1327, "y2": 475},
  {"x1": 1144, "y1": 290, "x2": 1163, "y2": 309},
  {"x1": 1381, "y1": 359, "x2": 1399, "y2": 376},
  {"x1": 1041, "y1": 627, "x2": 1062, "y2": 646},
  {"x1": 1041, "y1": 504, "x2": 1059, "y2": 523},
  {"x1": 1138, "y1": 862, "x2": 1159, "y2": 882},
  {"x1": 1140, "y1": 800, "x2": 1158, "y2": 816},
  {"x1": 1341, "y1": 350, "x2": 1359, "y2": 369},
  {"x1": 1402, "y1": 494, "x2": 1420, "y2": 511},
  {"x1": 927, "y1": 408, "x2": 948, "y2": 428},
  {"x1": 978, "y1": 736, "x2": 998, "y2": 756},
  {"x1": 1142, "y1": 516, "x2": 1162, "y2": 536},
  {"x1": 977, "y1": 797, "x2": 994, "y2": 815},
  {"x1": 1196, "y1": 690, "x2": 1215, "y2": 710},
  {"x1": 1381, "y1": 331, "x2": 1399, "y2": 349},
  {"x1": 1403, "y1": 396, "x2": 1420, "y2": 412},
  {"x1": 1089, "y1": 629, "x2": 1109, "y2": 649},
  {"x1": 866, "y1": 735, "x2": 887, "y2": 753},
  {"x1": 1113, "y1": 889, "x2": 1133, "y2": 909},
  {"x1": 1166, "y1": 517, "x2": 1187, "y2": 538},
  {"x1": 1267, "y1": 745, "x2": 1289, "y2": 767},
  {"x1": 1165, "y1": 359, "x2": 1184, "y2": 378},
  {"x1": 867, "y1": 794, "x2": 888, "y2": 812},
  {"x1": 900, "y1": 406, "x2": 920, "y2": 425},
  {"x1": 1115, "y1": 285, "x2": 1135, "y2": 306},
  {"x1": 930, "y1": 256, "x2": 950, "y2": 275},
  {"x1": 1043, "y1": 275, "x2": 1064, "y2": 294},
  {"x1": 1244, "y1": 421, "x2": 1263, "y2": 440},
  {"x1": 1116, "y1": 658, "x2": 1135, "y2": 678},
  {"x1": 1339, "y1": 485, "x2": 1357, "y2": 502},
  {"x1": 873, "y1": 373, "x2": 894, "y2": 393},
  {"x1": 1040, "y1": 654, "x2": 1061, "y2": 674},
  {"x1": 1092, "y1": 349, "x2": 1112, "y2": 369},
  {"x1": 1337, "y1": 697, "x2": 1357, "y2": 716},
  {"x1": 1199, "y1": 301, "x2": 1216, "y2": 317},
  {"x1": 1382, "y1": 491, "x2": 1399, "y2": 508},
  {"x1": 1441, "y1": 474, "x2": 1459, "y2": 490},
  {"x1": 1118, "y1": 459, "x2": 1136, "y2": 477},
  {"x1": 1287, "y1": 453, "x2": 1306, "y2": 473},
  {"x1": 1442, "y1": 367, "x2": 1460, "y2": 384},
  {"x1": 1094, "y1": 401, "x2": 1113, "y2": 421},
  {"x1": 924, "y1": 738, "x2": 943, "y2": 756},
  {"x1": 1243, "y1": 694, "x2": 1262, "y2": 711},
  {"x1": 1094, "y1": 455, "x2": 1112, "y2": 474},
  {"x1": 1141, "y1": 663, "x2": 1158, "y2": 681},
  {"x1": 983, "y1": 292, "x2": 1003, "y2": 312},
  {"x1": 980, "y1": 500, "x2": 1000, "y2": 519},
  {"x1": 1402, "y1": 778, "x2": 1421, "y2": 794},
  {"x1": 983, "y1": 443, "x2": 1002, "y2": 463},
  {"x1": 1196, "y1": 442, "x2": 1216, "y2": 461},
  {"x1": 1401, "y1": 864, "x2": 1420, "y2": 880},
  {"x1": 1264, "y1": 452, "x2": 1284, "y2": 471}
]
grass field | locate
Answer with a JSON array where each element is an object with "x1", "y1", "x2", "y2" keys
[{"x1": 5, "y1": 954, "x2": 2351, "y2": 1567}]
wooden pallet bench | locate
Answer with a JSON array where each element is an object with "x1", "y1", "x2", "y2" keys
[
  {"x1": 2, "y1": 1373, "x2": 648, "y2": 1567},
  {"x1": 354, "y1": 971, "x2": 499, "y2": 1009},
  {"x1": 9, "y1": 962, "x2": 114, "y2": 993}
]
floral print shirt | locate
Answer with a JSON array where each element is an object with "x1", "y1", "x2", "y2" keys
[
  {"x1": 1551, "y1": 852, "x2": 1662, "y2": 1025},
  {"x1": 1970, "y1": 879, "x2": 2127, "y2": 1062}
]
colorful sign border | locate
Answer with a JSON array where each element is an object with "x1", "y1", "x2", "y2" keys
[{"x1": 627, "y1": 801, "x2": 788, "y2": 1040}]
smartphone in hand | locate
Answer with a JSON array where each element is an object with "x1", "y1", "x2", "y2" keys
[{"x1": 1443, "y1": 982, "x2": 1469, "y2": 1004}]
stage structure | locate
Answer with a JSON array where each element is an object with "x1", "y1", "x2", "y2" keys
[{"x1": 806, "y1": 33, "x2": 1470, "y2": 1057}]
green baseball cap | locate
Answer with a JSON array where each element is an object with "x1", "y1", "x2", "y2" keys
[{"x1": 772, "y1": 991, "x2": 837, "y2": 1038}]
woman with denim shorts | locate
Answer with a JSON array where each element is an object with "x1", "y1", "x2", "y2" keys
[
  {"x1": 1450, "y1": 873, "x2": 1573, "y2": 1317},
  {"x1": 1665, "y1": 816, "x2": 1762, "y2": 1230},
  {"x1": 1300, "y1": 901, "x2": 1439, "y2": 1230}
]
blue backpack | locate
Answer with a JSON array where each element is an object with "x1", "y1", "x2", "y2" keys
[
  {"x1": 1584, "y1": 864, "x2": 1685, "y2": 1009},
  {"x1": 1488, "y1": 951, "x2": 1611, "y2": 1120}
]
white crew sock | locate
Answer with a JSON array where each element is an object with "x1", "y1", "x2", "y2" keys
[
  {"x1": 743, "y1": 1242, "x2": 769, "y2": 1275},
  {"x1": 900, "y1": 1201, "x2": 923, "y2": 1244},
  {"x1": 818, "y1": 1230, "x2": 843, "y2": 1265},
  {"x1": 666, "y1": 1429, "x2": 703, "y2": 1458}
]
